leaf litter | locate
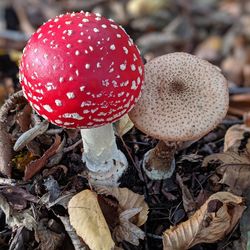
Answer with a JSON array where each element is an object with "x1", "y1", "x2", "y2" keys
[{"x1": 2, "y1": 1, "x2": 250, "y2": 250}]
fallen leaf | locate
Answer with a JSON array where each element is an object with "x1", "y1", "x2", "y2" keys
[
  {"x1": 202, "y1": 124, "x2": 250, "y2": 167},
  {"x1": 176, "y1": 173, "x2": 196, "y2": 216},
  {"x1": 43, "y1": 176, "x2": 61, "y2": 202},
  {"x1": 95, "y1": 186, "x2": 149, "y2": 226},
  {"x1": 202, "y1": 151, "x2": 250, "y2": 168},
  {"x1": 223, "y1": 124, "x2": 250, "y2": 152},
  {"x1": 95, "y1": 186, "x2": 148, "y2": 246},
  {"x1": 127, "y1": 0, "x2": 168, "y2": 17},
  {"x1": 163, "y1": 192, "x2": 245, "y2": 250},
  {"x1": 12, "y1": 151, "x2": 38, "y2": 172},
  {"x1": 203, "y1": 123, "x2": 250, "y2": 194},
  {"x1": 24, "y1": 134, "x2": 61, "y2": 181},
  {"x1": 1, "y1": 186, "x2": 38, "y2": 210},
  {"x1": 0, "y1": 193, "x2": 36, "y2": 231},
  {"x1": 68, "y1": 189, "x2": 115, "y2": 250},
  {"x1": 9, "y1": 226, "x2": 32, "y2": 250},
  {"x1": 217, "y1": 164, "x2": 250, "y2": 195},
  {"x1": 195, "y1": 36, "x2": 222, "y2": 62},
  {"x1": 114, "y1": 114, "x2": 134, "y2": 137},
  {"x1": 113, "y1": 207, "x2": 145, "y2": 246},
  {"x1": 16, "y1": 104, "x2": 32, "y2": 132}
]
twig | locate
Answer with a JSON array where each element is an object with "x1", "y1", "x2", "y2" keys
[
  {"x1": 12, "y1": 0, "x2": 35, "y2": 36},
  {"x1": 229, "y1": 87, "x2": 250, "y2": 95},
  {"x1": 0, "y1": 30, "x2": 28, "y2": 41},
  {"x1": 0, "y1": 91, "x2": 26, "y2": 177},
  {"x1": 57, "y1": 216, "x2": 87, "y2": 250},
  {"x1": 46, "y1": 128, "x2": 64, "y2": 135},
  {"x1": 146, "y1": 233, "x2": 162, "y2": 240},
  {"x1": 63, "y1": 139, "x2": 83, "y2": 153},
  {"x1": 0, "y1": 177, "x2": 26, "y2": 186},
  {"x1": 0, "y1": 90, "x2": 25, "y2": 123},
  {"x1": 14, "y1": 120, "x2": 49, "y2": 151}
]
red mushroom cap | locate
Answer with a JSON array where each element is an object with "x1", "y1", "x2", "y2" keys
[{"x1": 19, "y1": 12, "x2": 144, "y2": 128}]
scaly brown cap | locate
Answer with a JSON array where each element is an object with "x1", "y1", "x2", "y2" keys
[{"x1": 129, "y1": 52, "x2": 229, "y2": 141}]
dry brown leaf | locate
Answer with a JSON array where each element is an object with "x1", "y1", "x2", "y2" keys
[
  {"x1": 202, "y1": 151, "x2": 250, "y2": 168},
  {"x1": 202, "y1": 124, "x2": 250, "y2": 167},
  {"x1": 127, "y1": 0, "x2": 168, "y2": 17},
  {"x1": 113, "y1": 208, "x2": 145, "y2": 246},
  {"x1": 16, "y1": 104, "x2": 32, "y2": 132},
  {"x1": 95, "y1": 186, "x2": 149, "y2": 226},
  {"x1": 224, "y1": 124, "x2": 250, "y2": 152},
  {"x1": 163, "y1": 192, "x2": 245, "y2": 250},
  {"x1": 95, "y1": 186, "x2": 148, "y2": 246},
  {"x1": 114, "y1": 114, "x2": 134, "y2": 137},
  {"x1": 68, "y1": 189, "x2": 115, "y2": 250},
  {"x1": 203, "y1": 124, "x2": 250, "y2": 194},
  {"x1": 0, "y1": 193, "x2": 36, "y2": 231},
  {"x1": 217, "y1": 164, "x2": 250, "y2": 195},
  {"x1": 195, "y1": 36, "x2": 222, "y2": 62},
  {"x1": 176, "y1": 174, "x2": 196, "y2": 217},
  {"x1": 12, "y1": 151, "x2": 38, "y2": 172},
  {"x1": 24, "y1": 135, "x2": 61, "y2": 181}
]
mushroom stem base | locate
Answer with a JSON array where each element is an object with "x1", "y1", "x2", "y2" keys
[
  {"x1": 81, "y1": 124, "x2": 128, "y2": 186},
  {"x1": 87, "y1": 150, "x2": 128, "y2": 186},
  {"x1": 142, "y1": 141, "x2": 177, "y2": 180}
]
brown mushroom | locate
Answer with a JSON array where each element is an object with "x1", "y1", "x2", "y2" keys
[{"x1": 129, "y1": 52, "x2": 229, "y2": 180}]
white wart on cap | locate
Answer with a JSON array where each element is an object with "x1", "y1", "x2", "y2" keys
[{"x1": 129, "y1": 52, "x2": 229, "y2": 141}]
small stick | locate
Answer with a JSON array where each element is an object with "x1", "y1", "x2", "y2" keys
[
  {"x1": 0, "y1": 91, "x2": 26, "y2": 177},
  {"x1": 0, "y1": 177, "x2": 26, "y2": 186},
  {"x1": 14, "y1": 120, "x2": 49, "y2": 151},
  {"x1": 63, "y1": 139, "x2": 82, "y2": 153},
  {"x1": 57, "y1": 216, "x2": 87, "y2": 250},
  {"x1": 0, "y1": 90, "x2": 26, "y2": 123}
]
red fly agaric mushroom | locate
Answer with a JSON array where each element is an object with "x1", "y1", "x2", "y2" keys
[
  {"x1": 19, "y1": 11, "x2": 144, "y2": 186},
  {"x1": 129, "y1": 52, "x2": 229, "y2": 180}
]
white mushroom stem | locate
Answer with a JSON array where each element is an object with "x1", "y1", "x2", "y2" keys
[{"x1": 80, "y1": 124, "x2": 128, "y2": 186}]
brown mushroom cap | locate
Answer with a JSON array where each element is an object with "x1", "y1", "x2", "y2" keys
[{"x1": 129, "y1": 52, "x2": 229, "y2": 141}]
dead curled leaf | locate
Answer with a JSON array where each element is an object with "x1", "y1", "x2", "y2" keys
[
  {"x1": 113, "y1": 114, "x2": 134, "y2": 137},
  {"x1": 223, "y1": 124, "x2": 250, "y2": 152},
  {"x1": 0, "y1": 90, "x2": 26, "y2": 177},
  {"x1": 68, "y1": 189, "x2": 115, "y2": 250},
  {"x1": 176, "y1": 173, "x2": 196, "y2": 217},
  {"x1": 203, "y1": 124, "x2": 250, "y2": 195},
  {"x1": 95, "y1": 186, "x2": 149, "y2": 226},
  {"x1": 95, "y1": 186, "x2": 149, "y2": 246},
  {"x1": 24, "y1": 134, "x2": 61, "y2": 181},
  {"x1": 202, "y1": 124, "x2": 250, "y2": 168},
  {"x1": 112, "y1": 207, "x2": 145, "y2": 246},
  {"x1": 68, "y1": 187, "x2": 149, "y2": 249},
  {"x1": 0, "y1": 193, "x2": 36, "y2": 231},
  {"x1": 163, "y1": 192, "x2": 245, "y2": 250}
]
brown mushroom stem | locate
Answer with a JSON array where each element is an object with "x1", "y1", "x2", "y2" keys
[
  {"x1": 143, "y1": 140, "x2": 199, "y2": 180},
  {"x1": 143, "y1": 141, "x2": 177, "y2": 180}
]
